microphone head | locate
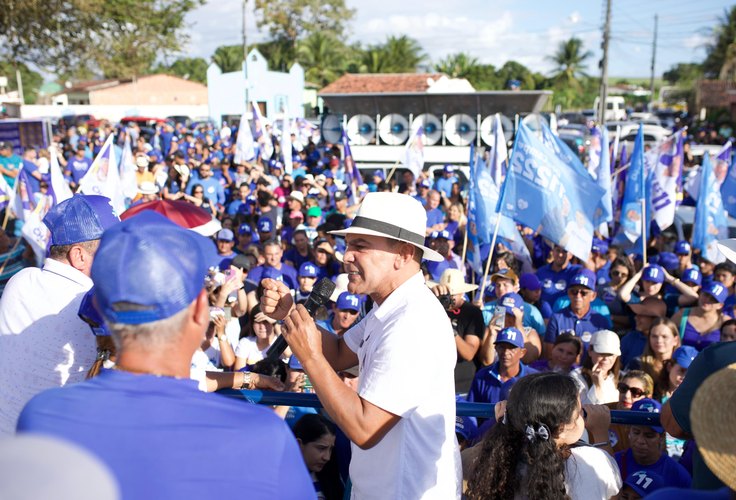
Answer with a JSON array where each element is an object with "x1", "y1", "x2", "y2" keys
[{"x1": 311, "y1": 278, "x2": 337, "y2": 306}]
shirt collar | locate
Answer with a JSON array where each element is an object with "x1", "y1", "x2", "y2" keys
[{"x1": 43, "y1": 258, "x2": 93, "y2": 288}]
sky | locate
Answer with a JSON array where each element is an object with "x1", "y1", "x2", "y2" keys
[{"x1": 183, "y1": 0, "x2": 732, "y2": 80}]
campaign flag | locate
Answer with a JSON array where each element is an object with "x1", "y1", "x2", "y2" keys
[
  {"x1": 280, "y1": 109, "x2": 293, "y2": 175},
  {"x1": 685, "y1": 141, "x2": 732, "y2": 200},
  {"x1": 466, "y1": 144, "x2": 484, "y2": 275},
  {"x1": 589, "y1": 126, "x2": 613, "y2": 226},
  {"x1": 48, "y1": 145, "x2": 73, "y2": 205},
  {"x1": 539, "y1": 120, "x2": 587, "y2": 175},
  {"x1": 720, "y1": 149, "x2": 736, "y2": 217},
  {"x1": 119, "y1": 131, "x2": 138, "y2": 200},
  {"x1": 693, "y1": 153, "x2": 728, "y2": 263},
  {"x1": 21, "y1": 197, "x2": 53, "y2": 266},
  {"x1": 11, "y1": 166, "x2": 37, "y2": 221},
  {"x1": 79, "y1": 134, "x2": 125, "y2": 215},
  {"x1": 402, "y1": 127, "x2": 425, "y2": 179},
  {"x1": 499, "y1": 122, "x2": 605, "y2": 261},
  {"x1": 647, "y1": 131, "x2": 684, "y2": 231},
  {"x1": 489, "y1": 114, "x2": 508, "y2": 185},
  {"x1": 617, "y1": 126, "x2": 647, "y2": 242},
  {"x1": 341, "y1": 129, "x2": 362, "y2": 203},
  {"x1": 0, "y1": 171, "x2": 13, "y2": 211},
  {"x1": 251, "y1": 102, "x2": 274, "y2": 161},
  {"x1": 610, "y1": 125, "x2": 621, "y2": 171},
  {"x1": 234, "y1": 111, "x2": 256, "y2": 165}
]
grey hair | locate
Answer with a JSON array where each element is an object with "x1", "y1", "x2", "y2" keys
[{"x1": 108, "y1": 307, "x2": 191, "y2": 353}]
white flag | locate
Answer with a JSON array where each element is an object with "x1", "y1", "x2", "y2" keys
[
  {"x1": 48, "y1": 145, "x2": 72, "y2": 204},
  {"x1": 234, "y1": 112, "x2": 256, "y2": 165},
  {"x1": 79, "y1": 135, "x2": 126, "y2": 215},
  {"x1": 402, "y1": 127, "x2": 425, "y2": 179},
  {"x1": 119, "y1": 131, "x2": 138, "y2": 200}
]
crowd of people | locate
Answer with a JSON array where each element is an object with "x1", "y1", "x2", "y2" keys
[{"x1": 0, "y1": 115, "x2": 733, "y2": 499}]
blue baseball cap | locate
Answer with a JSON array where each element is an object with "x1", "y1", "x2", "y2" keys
[
  {"x1": 418, "y1": 179, "x2": 431, "y2": 189},
  {"x1": 494, "y1": 327, "x2": 525, "y2": 349},
  {"x1": 77, "y1": 287, "x2": 110, "y2": 337},
  {"x1": 658, "y1": 252, "x2": 679, "y2": 271},
  {"x1": 372, "y1": 169, "x2": 385, "y2": 180},
  {"x1": 216, "y1": 228, "x2": 234, "y2": 242},
  {"x1": 91, "y1": 211, "x2": 218, "y2": 325},
  {"x1": 443, "y1": 164, "x2": 455, "y2": 173},
  {"x1": 641, "y1": 264, "x2": 665, "y2": 283},
  {"x1": 43, "y1": 195, "x2": 119, "y2": 246},
  {"x1": 238, "y1": 223, "x2": 253, "y2": 236},
  {"x1": 431, "y1": 229, "x2": 451, "y2": 240},
  {"x1": 631, "y1": 398, "x2": 664, "y2": 433},
  {"x1": 336, "y1": 292, "x2": 360, "y2": 312},
  {"x1": 298, "y1": 262, "x2": 318, "y2": 278},
  {"x1": 323, "y1": 170, "x2": 334, "y2": 179},
  {"x1": 499, "y1": 292, "x2": 524, "y2": 310},
  {"x1": 257, "y1": 217, "x2": 273, "y2": 233},
  {"x1": 262, "y1": 266, "x2": 283, "y2": 282},
  {"x1": 519, "y1": 273, "x2": 541, "y2": 291},
  {"x1": 702, "y1": 280, "x2": 728, "y2": 303},
  {"x1": 624, "y1": 471, "x2": 665, "y2": 497},
  {"x1": 570, "y1": 269, "x2": 596, "y2": 290},
  {"x1": 675, "y1": 240, "x2": 692, "y2": 255},
  {"x1": 591, "y1": 237, "x2": 608, "y2": 254},
  {"x1": 288, "y1": 355, "x2": 304, "y2": 371},
  {"x1": 673, "y1": 345, "x2": 698, "y2": 369},
  {"x1": 455, "y1": 415, "x2": 479, "y2": 442},
  {"x1": 682, "y1": 267, "x2": 702, "y2": 286}
]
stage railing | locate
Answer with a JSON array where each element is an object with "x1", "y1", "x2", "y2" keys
[{"x1": 221, "y1": 390, "x2": 661, "y2": 427}]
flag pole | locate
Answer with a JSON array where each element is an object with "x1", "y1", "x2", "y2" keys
[
  {"x1": 641, "y1": 194, "x2": 647, "y2": 263},
  {"x1": 2, "y1": 180, "x2": 20, "y2": 231},
  {"x1": 480, "y1": 212, "x2": 503, "y2": 296},
  {"x1": 461, "y1": 218, "x2": 469, "y2": 264},
  {"x1": 384, "y1": 158, "x2": 403, "y2": 184}
]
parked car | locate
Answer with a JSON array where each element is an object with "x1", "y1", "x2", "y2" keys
[
  {"x1": 558, "y1": 127, "x2": 590, "y2": 163},
  {"x1": 119, "y1": 116, "x2": 167, "y2": 129}
]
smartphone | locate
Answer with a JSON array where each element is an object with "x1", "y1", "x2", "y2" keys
[{"x1": 491, "y1": 306, "x2": 507, "y2": 329}]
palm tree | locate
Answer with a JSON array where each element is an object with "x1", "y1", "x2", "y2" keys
[
  {"x1": 434, "y1": 53, "x2": 481, "y2": 79},
  {"x1": 212, "y1": 45, "x2": 243, "y2": 73},
  {"x1": 705, "y1": 6, "x2": 736, "y2": 79},
  {"x1": 359, "y1": 46, "x2": 389, "y2": 73},
  {"x1": 546, "y1": 37, "x2": 592, "y2": 90},
  {"x1": 296, "y1": 32, "x2": 345, "y2": 86},
  {"x1": 382, "y1": 35, "x2": 425, "y2": 72}
]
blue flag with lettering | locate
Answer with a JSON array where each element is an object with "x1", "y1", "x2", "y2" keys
[
  {"x1": 617, "y1": 126, "x2": 647, "y2": 242},
  {"x1": 693, "y1": 153, "x2": 728, "y2": 263},
  {"x1": 589, "y1": 126, "x2": 613, "y2": 225},
  {"x1": 498, "y1": 122, "x2": 605, "y2": 261},
  {"x1": 721, "y1": 148, "x2": 736, "y2": 217}
]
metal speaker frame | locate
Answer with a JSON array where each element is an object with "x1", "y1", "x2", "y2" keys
[{"x1": 378, "y1": 114, "x2": 410, "y2": 145}]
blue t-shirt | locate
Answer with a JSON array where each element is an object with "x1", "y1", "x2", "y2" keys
[
  {"x1": 646, "y1": 487, "x2": 731, "y2": 500},
  {"x1": 467, "y1": 362, "x2": 538, "y2": 404},
  {"x1": 17, "y1": 369, "x2": 313, "y2": 499},
  {"x1": 68, "y1": 156, "x2": 93, "y2": 183},
  {"x1": 426, "y1": 207, "x2": 445, "y2": 228},
  {"x1": 247, "y1": 264, "x2": 299, "y2": 291},
  {"x1": 615, "y1": 449, "x2": 691, "y2": 489},
  {"x1": 620, "y1": 330, "x2": 648, "y2": 368},
  {"x1": 544, "y1": 307, "x2": 612, "y2": 354},
  {"x1": 434, "y1": 175, "x2": 458, "y2": 198},
  {"x1": 536, "y1": 263, "x2": 582, "y2": 309},
  {"x1": 187, "y1": 176, "x2": 225, "y2": 205}
]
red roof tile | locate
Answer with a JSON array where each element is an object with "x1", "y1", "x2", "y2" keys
[{"x1": 319, "y1": 73, "x2": 447, "y2": 94}]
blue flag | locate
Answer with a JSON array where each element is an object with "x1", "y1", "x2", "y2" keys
[
  {"x1": 617, "y1": 126, "x2": 647, "y2": 242},
  {"x1": 694, "y1": 153, "x2": 729, "y2": 263},
  {"x1": 589, "y1": 126, "x2": 613, "y2": 225},
  {"x1": 498, "y1": 122, "x2": 605, "y2": 261},
  {"x1": 721, "y1": 148, "x2": 736, "y2": 217},
  {"x1": 341, "y1": 129, "x2": 362, "y2": 204},
  {"x1": 466, "y1": 144, "x2": 483, "y2": 275}
]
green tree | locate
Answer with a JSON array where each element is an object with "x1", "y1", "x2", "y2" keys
[
  {"x1": 382, "y1": 35, "x2": 425, "y2": 72},
  {"x1": 546, "y1": 37, "x2": 592, "y2": 90},
  {"x1": 253, "y1": 0, "x2": 355, "y2": 64},
  {"x1": 254, "y1": 40, "x2": 295, "y2": 72},
  {"x1": 495, "y1": 61, "x2": 536, "y2": 90},
  {"x1": 212, "y1": 45, "x2": 244, "y2": 73},
  {"x1": 702, "y1": 6, "x2": 736, "y2": 78},
  {"x1": 159, "y1": 57, "x2": 209, "y2": 84},
  {"x1": 0, "y1": 60, "x2": 43, "y2": 104},
  {"x1": 0, "y1": 0, "x2": 203, "y2": 78},
  {"x1": 434, "y1": 53, "x2": 481, "y2": 79},
  {"x1": 663, "y1": 63, "x2": 703, "y2": 85},
  {"x1": 296, "y1": 33, "x2": 346, "y2": 86}
]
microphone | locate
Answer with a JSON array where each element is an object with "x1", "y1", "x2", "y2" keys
[{"x1": 265, "y1": 277, "x2": 336, "y2": 361}]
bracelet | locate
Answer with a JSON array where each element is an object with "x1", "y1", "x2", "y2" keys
[
  {"x1": 240, "y1": 372, "x2": 254, "y2": 390},
  {"x1": 217, "y1": 334, "x2": 227, "y2": 342}
]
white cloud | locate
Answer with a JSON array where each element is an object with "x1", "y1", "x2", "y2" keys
[{"x1": 683, "y1": 33, "x2": 712, "y2": 50}]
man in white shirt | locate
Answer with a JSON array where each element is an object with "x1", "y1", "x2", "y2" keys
[
  {"x1": 262, "y1": 192, "x2": 462, "y2": 499},
  {"x1": 0, "y1": 195, "x2": 118, "y2": 435}
]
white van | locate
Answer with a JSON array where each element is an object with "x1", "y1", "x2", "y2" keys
[{"x1": 593, "y1": 96, "x2": 627, "y2": 121}]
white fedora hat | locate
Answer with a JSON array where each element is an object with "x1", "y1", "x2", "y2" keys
[
  {"x1": 329, "y1": 192, "x2": 443, "y2": 262},
  {"x1": 717, "y1": 239, "x2": 736, "y2": 264},
  {"x1": 427, "y1": 268, "x2": 478, "y2": 295}
]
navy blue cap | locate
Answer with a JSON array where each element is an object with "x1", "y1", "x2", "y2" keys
[
  {"x1": 673, "y1": 345, "x2": 698, "y2": 369},
  {"x1": 499, "y1": 292, "x2": 524, "y2": 310},
  {"x1": 702, "y1": 280, "x2": 728, "y2": 303},
  {"x1": 91, "y1": 211, "x2": 218, "y2": 325},
  {"x1": 336, "y1": 292, "x2": 360, "y2": 312},
  {"x1": 257, "y1": 217, "x2": 273, "y2": 233},
  {"x1": 519, "y1": 273, "x2": 541, "y2": 291},
  {"x1": 682, "y1": 267, "x2": 702, "y2": 286},
  {"x1": 494, "y1": 327, "x2": 525, "y2": 349},
  {"x1": 631, "y1": 398, "x2": 664, "y2": 433},
  {"x1": 624, "y1": 471, "x2": 665, "y2": 497},
  {"x1": 43, "y1": 195, "x2": 119, "y2": 245},
  {"x1": 570, "y1": 268, "x2": 596, "y2": 290},
  {"x1": 591, "y1": 237, "x2": 609, "y2": 254},
  {"x1": 238, "y1": 223, "x2": 253, "y2": 236},
  {"x1": 675, "y1": 240, "x2": 691, "y2": 255},
  {"x1": 455, "y1": 415, "x2": 479, "y2": 442},
  {"x1": 372, "y1": 169, "x2": 385, "y2": 180},
  {"x1": 288, "y1": 355, "x2": 304, "y2": 370},
  {"x1": 658, "y1": 252, "x2": 679, "y2": 271},
  {"x1": 77, "y1": 288, "x2": 110, "y2": 337},
  {"x1": 431, "y1": 229, "x2": 451, "y2": 240}
]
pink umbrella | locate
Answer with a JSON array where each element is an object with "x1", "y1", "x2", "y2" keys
[{"x1": 120, "y1": 199, "x2": 221, "y2": 236}]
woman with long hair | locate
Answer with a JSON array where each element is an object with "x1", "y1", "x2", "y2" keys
[
  {"x1": 466, "y1": 372, "x2": 621, "y2": 500},
  {"x1": 607, "y1": 370, "x2": 655, "y2": 454},
  {"x1": 570, "y1": 330, "x2": 621, "y2": 404},
  {"x1": 633, "y1": 317, "x2": 680, "y2": 379},
  {"x1": 293, "y1": 414, "x2": 344, "y2": 500},
  {"x1": 671, "y1": 281, "x2": 728, "y2": 351}
]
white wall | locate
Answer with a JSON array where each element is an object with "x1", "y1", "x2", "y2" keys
[{"x1": 20, "y1": 104, "x2": 210, "y2": 122}]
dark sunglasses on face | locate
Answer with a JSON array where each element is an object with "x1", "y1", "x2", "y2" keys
[
  {"x1": 611, "y1": 270, "x2": 628, "y2": 278},
  {"x1": 568, "y1": 288, "x2": 591, "y2": 297},
  {"x1": 618, "y1": 382, "x2": 646, "y2": 398}
]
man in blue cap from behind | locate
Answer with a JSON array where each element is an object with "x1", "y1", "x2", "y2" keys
[
  {"x1": 17, "y1": 211, "x2": 313, "y2": 499},
  {"x1": 0, "y1": 194, "x2": 118, "y2": 436}
]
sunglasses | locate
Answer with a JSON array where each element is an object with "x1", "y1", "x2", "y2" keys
[
  {"x1": 568, "y1": 289, "x2": 591, "y2": 297},
  {"x1": 617, "y1": 383, "x2": 647, "y2": 398},
  {"x1": 611, "y1": 270, "x2": 628, "y2": 278}
]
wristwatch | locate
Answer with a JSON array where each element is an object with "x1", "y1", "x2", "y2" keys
[{"x1": 240, "y1": 372, "x2": 254, "y2": 390}]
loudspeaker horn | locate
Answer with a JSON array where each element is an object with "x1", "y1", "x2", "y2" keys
[
  {"x1": 445, "y1": 113, "x2": 477, "y2": 146},
  {"x1": 346, "y1": 114, "x2": 376, "y2": 146},
  {"x1": 411, "y1": 114, "x2": 442, "y2": 145},
  {"x1": 378, "y1": 114, "x2": 409, "y2": 145},
  {"x1": 320, "y1": 114, "x2": 343, "y2": 144},
  {"x1": 480, "y1": 114, "x2": 514, "y2": 145}
]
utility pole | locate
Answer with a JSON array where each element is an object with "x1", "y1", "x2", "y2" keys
[
  {"x1": 598, "y1": 0, "x2": 612, "y2": 125},
  {"x1": 242, "y1": 0, "x2": 249, "y2": 114},
  {"x1": 649, "y1": 14, "x2": 658, "y2": 110}
]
